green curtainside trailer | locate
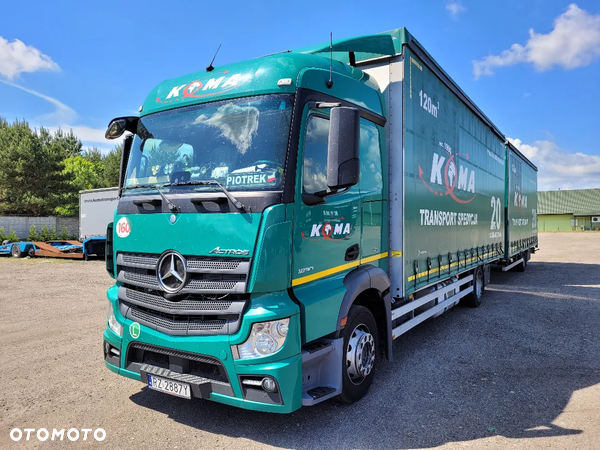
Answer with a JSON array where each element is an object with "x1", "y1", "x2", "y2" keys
[
  {"x1": 400, "y1": 45, "x2": 507, "y2": 297},
  {"x1": 102, "y1": 27, "x2": 538, "y2": 413},
  {"x1": 505, "y1": 142, "x2": 538, "y2": 266}
]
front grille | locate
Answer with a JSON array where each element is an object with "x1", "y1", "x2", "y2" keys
[
  {"x1": 116, "y1": 251, "x2": 250, "y2": 336},
  {"x1": 122, "y1": 253, "x2": 158, "y2": 267},
  {"x1": 123, "y1": 288, "x2": 233, "y2": 312}
]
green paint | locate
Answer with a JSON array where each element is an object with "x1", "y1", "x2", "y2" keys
[
  {"x1": 247, "y1": 204, "x2": 293, "y2": 293},
  {"x1": 113, "y1": 210, "x2": 260, "y2": 256},
  {"x1": 142, "y1": 53, "x2": 383, "y2": 119},
  {"x1": 403, "y1": 47, "x2": 507, "y2": 295}
]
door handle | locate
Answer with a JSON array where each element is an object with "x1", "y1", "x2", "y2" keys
[{"x1": 345, "y1": 244, "x2": 360, "y2": 261}]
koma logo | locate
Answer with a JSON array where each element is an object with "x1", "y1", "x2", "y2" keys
[
  {"x1": 418, "y1": 152, "x2": 476, "y2": 204},
  {"x1": 301, "y1": 221, "x2": 352, "y2": 241},
  {"x1": 157, "y1": 71, "x2": 249, "y2": 103}
]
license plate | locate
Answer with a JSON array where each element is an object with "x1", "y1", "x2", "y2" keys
[{"x1": 147, "y1": 375, "x2": 191, "y2": 399}]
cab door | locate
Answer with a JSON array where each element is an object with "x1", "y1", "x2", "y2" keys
[{"x1": 291, "y1": 107, "x2": 362, "y2": 342}]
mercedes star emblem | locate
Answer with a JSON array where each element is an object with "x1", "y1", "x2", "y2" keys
[{"x1": 157, "y1": 251, "x2": 187, "y2": 293}]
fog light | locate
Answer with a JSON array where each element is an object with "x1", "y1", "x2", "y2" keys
[{"x1": 261, "y1": 377, "x2": 277, "y2": 393}]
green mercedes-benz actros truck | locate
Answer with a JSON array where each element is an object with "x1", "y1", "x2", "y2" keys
[{"x1": 103, "y1": 28, "x2": 538, "y2": 413}]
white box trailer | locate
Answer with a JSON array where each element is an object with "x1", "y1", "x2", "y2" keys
[
  {"x1": 79, "y1": 187, "x2": 119, "y2": 239},
  {"x1": 79, "y1": 187, "x2": 119, "y2": 259}
]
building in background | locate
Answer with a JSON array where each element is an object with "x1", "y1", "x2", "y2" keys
[{"x1": 538, "y1": 189, "x2": 600, "y2": 231}]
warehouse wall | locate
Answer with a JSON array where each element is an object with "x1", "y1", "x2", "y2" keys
[
  {"x1": 0, "y1": 217, "x2": 79, "y2": 239},
  {"x1": 538, "y1": 214, "x2": 574, "y2": 232}
]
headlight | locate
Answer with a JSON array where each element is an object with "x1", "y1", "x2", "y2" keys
[
  {"x1": 107, "y1": 302, "x2": 123, "y2": 337},
  {"x1": 234, "y1": 318, "x2": 289, "y2": 359}
]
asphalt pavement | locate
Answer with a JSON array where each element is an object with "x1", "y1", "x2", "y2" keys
[{"x1": 0, "y1": 232, "x2": 599, "y2": 449}]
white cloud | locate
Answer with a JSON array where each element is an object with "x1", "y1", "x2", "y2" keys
[
  {"x1": 0, "y1": 79, "x2": 121, "y2": 152},
  {"x1": 0, "y1": 37, "x2": 60, "y2": 79},
  {"x1": 0, "y1": 78, "x2": 76, "y2": 124},
  {"x1": 0, "y1": 39, "x2": 120, "y2": 153},
  {"x1": 446, "y1": 1, "x2": 466, "y2": 19},
  {"x1": 473, "y1": 4, "x2": 600, "y2": 79},
  {"x1": 509, "y1": 137, "x2": 600, "y2": 190}
]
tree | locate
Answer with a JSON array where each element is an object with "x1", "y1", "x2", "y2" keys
[
  {"x1": 103, "y1": 143, "x2": 122, "y2": 187},
  {"x1": 55, "y1": 154, "x2": 105, "y2": 216},
  {"x1": 0, "y1": 120, "x2": 74, "y2": 216},
  {"x1": 0, "y1": 117, "x2": 121, "y2": 217}
]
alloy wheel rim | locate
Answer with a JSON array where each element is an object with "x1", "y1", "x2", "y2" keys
[{"x1": 346, "y1": 324, "x2": 375, "y2": 385}]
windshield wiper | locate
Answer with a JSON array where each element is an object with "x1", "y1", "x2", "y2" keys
[
  {"x1": 124, "y1": 184, "x2": 179, "y2": 213},
  {"x1": 163, "y1": 179, "x2": 250, "y2": 212}
]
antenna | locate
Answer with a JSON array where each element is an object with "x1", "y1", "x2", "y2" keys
[
  {"x1": 326, "y1": 32, "x2": 333, "y2": 89},
  {"x1": 206, "y1": 44, "x2": 222, "y2": 72}
]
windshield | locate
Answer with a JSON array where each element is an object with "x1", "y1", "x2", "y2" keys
[{"x1": 123, "y1": 94, "x2": 293, "y2": 193}]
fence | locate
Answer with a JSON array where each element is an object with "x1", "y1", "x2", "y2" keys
[{"x1": 0, "y1": 217, "x2": 79, "y2": 240}]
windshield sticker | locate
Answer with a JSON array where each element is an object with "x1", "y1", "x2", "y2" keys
[
  {"x1": 212, "y1": 166, "x2": 229, "y2": 178},
  {"x1": 226, "y1": 173, "x2": 277, "y2": 186},
  {"x1": 156, "y1": 71, "x2": 252, "y2": 104}
]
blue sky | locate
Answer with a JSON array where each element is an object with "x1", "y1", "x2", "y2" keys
[{"x1": 0, "y1": 0, "x2": 599, "y2": 190}]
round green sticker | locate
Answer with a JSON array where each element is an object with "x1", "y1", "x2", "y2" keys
[{"x1": 129, "y1": 322, "x2": 140, "y2": 339}]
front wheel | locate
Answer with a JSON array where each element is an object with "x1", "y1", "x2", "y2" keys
[
  {"x1": 338, "y1": 305, "x2": 378, "y2": 403},
  {"x1": 11, "y1": 244, "x2": 22, "y2": 258}
]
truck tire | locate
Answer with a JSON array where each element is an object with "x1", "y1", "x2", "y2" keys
[
  {"x1": 11, "y1": 244, "x2": 22, "y2": 258},
  {"x1": 338, "y1": 305, "x2": 378, "y2": 404},
  {"x1": 516, "y1": 252, "x2": 527, "y2": 272},
  {"x1": 463, "y1": 266, "x2": 484, "y2": 307}
]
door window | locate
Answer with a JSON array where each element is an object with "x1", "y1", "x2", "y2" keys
[
  {"x1": 359, "y1": 120, "x2": 383, "y2": 193},
  {"x1": 302, "y1": 115, "x2": 330, "y2": 195}
]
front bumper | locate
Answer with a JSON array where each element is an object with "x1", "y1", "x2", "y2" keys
[{"x1": 103, "y1": 288, "x2": 302, "y2": 413}]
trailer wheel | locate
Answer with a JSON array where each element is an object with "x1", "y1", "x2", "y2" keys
[
  {"x1": 27, "y1": 247, "x2": 35, "y2": 258},
  {"x1": 11, "y1": 244, "x2": 22, "y2": 258},
  {"x1": 516, "y1": 251, "x2": 527, "y2": 272},
  {"x1": 338, "y1": 305, "x2": 378, "y2": 404},
  {"x1": 463, "y1": 266, "x2": 484, "y2": 307}
]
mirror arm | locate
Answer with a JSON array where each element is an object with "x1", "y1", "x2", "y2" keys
[{"x1": 118, "y1": 134, "x2": 134, "y2": 198}]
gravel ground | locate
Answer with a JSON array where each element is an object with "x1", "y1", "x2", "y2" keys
[{"x1": 0, "y1": 232, "x2": 599, "y2": 449}]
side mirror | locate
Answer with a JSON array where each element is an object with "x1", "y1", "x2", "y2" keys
[
  {"x1": 118, "y1": 134, "x2": 134, "y2": 197},
  {"x1": 105, "y1": 116, "x2": 139, "y2": 140},
  {"x1": 327, "y1": 107, "x2": 360, "y2": 190}
]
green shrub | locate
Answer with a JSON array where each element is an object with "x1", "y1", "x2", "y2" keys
[
  {"x1": 28, "y1": 225, "x2": 40, "y2": 241},
  {"x1": 0, "y1": 227, "x2": 6, "y2": 242},
  {"x1": 7, "y1": 230, "x2": 19, "y2": 243},
  {"x1": 60, "y1": 227, "x2": 70, "y2": 240},
  {"x1": 39, "y1": 224, "x2": 59, "y2": 241},
  {"x1": 40, "y1": 225, "x2": 50, "y2": 241}
]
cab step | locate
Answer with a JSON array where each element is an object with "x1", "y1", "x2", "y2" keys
[
  {"x1": 306, "y1": 386, "x2": 337, "y2": 400},
  {"x1": 301, "y1": 338, "x2": 343, "y2": 406}
]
